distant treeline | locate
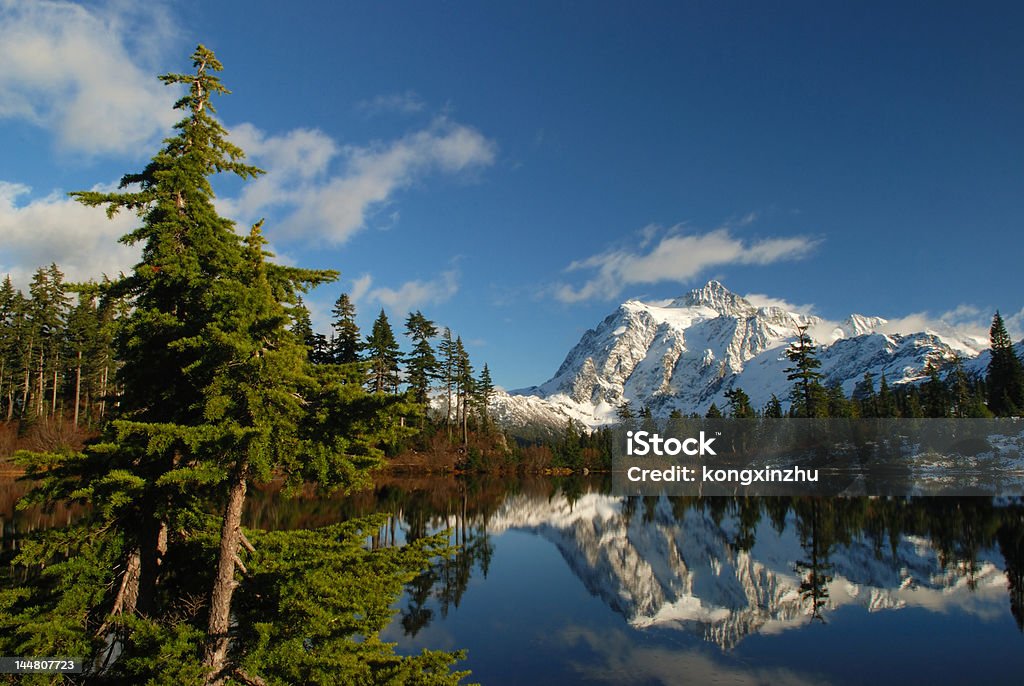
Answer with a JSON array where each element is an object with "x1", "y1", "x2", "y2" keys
[
  {"x1": 2, "y1": 265, "x2": 1021, "y2": 472},
  {"x1": 0, "y1": 262, "x2": 515, "y2": 467}
]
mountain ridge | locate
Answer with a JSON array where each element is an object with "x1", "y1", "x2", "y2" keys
[{"x1": 491, "y1": 280, "x2": 1001, "y2": 431}]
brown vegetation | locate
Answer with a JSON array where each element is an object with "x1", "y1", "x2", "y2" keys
[{"x1": 0, "y1": 418, "x2": 97, "y2": 466}]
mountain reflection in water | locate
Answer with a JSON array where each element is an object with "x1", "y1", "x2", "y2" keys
[
  {"x1": 4, "y1": 475, "x2": 1023, "y2": 684},
  {"x1": 245, "y1": 476, "x2": 1024, "y2": 685}
]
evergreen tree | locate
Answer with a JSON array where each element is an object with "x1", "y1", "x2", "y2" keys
[
  {"x1": 922, "y1": 359, "x2": 950, "y2": 418},
  {"x1": 784, "y1": 325, "x2": 826, "y2": 418},
  {"x1": 826, "y1": 380, "x2": 853, "y2": 418},
  {"x1": 438, "y1": 328, "x2": 457, "y2": 436},
  {"x1": 291, "y1": 297, "x2": 315, "y2": 345},
  {"x1": 475, "y1": 363, "x2": 495, "y2": 431},
  {"x1": 724, "y1": 387, "x2": 754, "y2": 418},
  {"x1": 366, "y1": 309, "x2": 402, "y2": 394},
  {"x1": 12, "y1": 46, "x2": 446, "y2": 683},
  {"x1": 330, "y1": 292, "x2": 362, "y2": 364},
  {"x1": 852, "y1": 372, "x2": 877, "y2": 418},
  {"x1": 877, "y1": 374, "x2": 898, "y2": 418},
  {"x1": 763, "y1": 394, "x2": 783, "y2": 419},
  {"x1": 903, "y1": 388, "x2": 925, "y2": 418},
  {"x1": 404, "y1": 310, "x2": 439, "y2": 407},
  {"x1": 0, "y1": 276, "x2": 22, "y2": 420},
  {"x1": 454, "y1": 337, "x2": 474, "y2": 446},
  {"x1": 557, "y1": 419, "x2": 583, "y2": 470},
  {"x1": 987, "y1": 311, "x2": 1024, "y2": 416},
  {"x1": 705, "y1": 402, "x2": 723, "y2": 418},
  {"x1": 292, "y1": 297, "x2": 330, "y2": 364},
  {"x1": 947, "y1": 355, "x2": 992, "y2": 418},
  {"x1": 64, "y1": 283, "x2": 101, "y2": 427}
]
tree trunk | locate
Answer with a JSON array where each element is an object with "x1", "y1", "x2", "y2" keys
[
  {"x1": 96, "y1": 547, "x2": 141, "y2": 637},
  {"x1": 37, "y1": 349, "x2": 44, "y2": 418},
  {"x1": 99, "y1": 365, "x2": 108, "y2": 419},
  {"x1": 135, "y1": 518, "x2": 168, "y2": 615},
  {"x1": 461, "y1": 390, "x2": 469, "y2": 448},
  {"x1": 73, "y1": 351, "x2": 82, "y2": 427},
  {"x1": 22, "y1": 368, "x2": 29, "y2": 418},
  {"x1": 204, "y1": 471, "x2": 248, "y2": 683}
]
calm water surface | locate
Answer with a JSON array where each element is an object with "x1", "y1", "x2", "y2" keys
[{"x1": 4, "y1": 475, "x2": 1023, "y2": 684}]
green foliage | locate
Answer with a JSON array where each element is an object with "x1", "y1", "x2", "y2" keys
[
  {"x1": 331, "y1": 293, "x2": 363, "y2": 365},
  {"x1": 553, "y1": 420, "x2": 583, "y2": 469},
  {"x1": 921, "y1": 359, "x2": 950, "y2": 418},
  {"x1": 405, "y1": 311, "x2": 439, "y2": 407},
  {"x1": 233, "y1": 519, "x2": 470, "y2": 686},
  {"x1": 724, "y1": 387, "x2": 754, "y2": 418},
  {"x1": 784, "y1": 325, "x2": 826, "y2": 418},
  {"x1": 876, "y1": 375, "x2": 898, "y2": 418},
  {"x1": 367, "y1": 310, "x2": 402, "y2": 394},
  {"x1": 4, "y1": 44, "x2": 469, "y2": 685},
  {"x1": 1, "y1": 518, "x2": 470, "y2": 685},
  {"x1": 762, "y1": 394, "x2": 783, "y2": 419},
  {"x1": 826, "y1": 381, "x2": 854, "y2": 418},
  {"x1": 987, "y1": 312, "x2": 1024, "y2": 416},
  {"x1": 474, "y1": 364, "x2": 494, "y2": 430}
]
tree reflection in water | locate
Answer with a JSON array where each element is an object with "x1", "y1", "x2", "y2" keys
[{"x1": 247, "y1": 476, "x2": 1024, "y2": 642}]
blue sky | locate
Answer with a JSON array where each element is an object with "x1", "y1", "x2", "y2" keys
[{"x1": 1, "y1": 0, "x2": 1022, "y2": 388}]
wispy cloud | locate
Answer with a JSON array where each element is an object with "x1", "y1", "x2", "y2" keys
[
  {"x1": 878, "y1": 305, "x2": 990, "y2": 342},
  {"x1": 0, "y1": 181, "x2": 139, "y2": 285},
  {"x1": 744, "y1": 292, "x2": 817, "y2": 315},
  {"x1": 221, "y1": 117, "x2": 496, "y2": 245},
  {"x1": 349, "y1": 274, "x2": 374, "y2": 304},
  {"x1": 1005, "y1": 308, "x2": 1024, "y2": 341},
  {"x1": 350, "y1": 270, "x2": 460, "y2": 316},
  {"x1": 355, "y1": 91, "x2": 426, "y2": 115},
  {"x1": 553, "y1": 227, "x2": 819, "y2": 303},
  {"x1": 0, "y1": 0, "x2": 178, "y2": 156}
]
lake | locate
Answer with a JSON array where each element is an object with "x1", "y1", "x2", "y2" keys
[{"x1": 4, "y1": 475, "x2": 1023, "y2": 684}]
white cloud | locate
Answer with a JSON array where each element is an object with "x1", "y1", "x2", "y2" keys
[
  {"x1": 1005, "y1": 308, "x2": 1024, "y2": 341},
  {"x1": 353, "y1": 270, "x2": 459, "y2": 316},
  {"x1": 355, "y1": 91, "x2": 426, "y2": 115},
  {"x1": 554, "y1": 227, "x2": 818, "y2": 303},
  {"x1": 221, "y1": 118, "x2": 496, "y2": 245},
  {"x1": 349, "y1": 274, "x2": 374, "y2": 304},
  {"x1": 0, "y1": 181, "x2": 139, "y2": 285},
  {"x1": 0, "y1": 0, "x2": 178, "y2": 156},
  {"x1": 878, "y1": 305, "x2": 989, "y2": 340},
  {"x1": 744, "y1": 292, "x2": 817, "y2": 315}
]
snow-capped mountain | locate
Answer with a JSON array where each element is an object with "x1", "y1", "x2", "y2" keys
[{"x1": 492, "y1": 280, "x2": 994, "y2": 429}]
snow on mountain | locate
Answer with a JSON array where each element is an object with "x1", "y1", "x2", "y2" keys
[
  {"x1": 493, "y1": 280, "x2": 998, "y2": 429},
  {"x1": 484, "y1": 491, "x2": 1009, "y2": 649}
]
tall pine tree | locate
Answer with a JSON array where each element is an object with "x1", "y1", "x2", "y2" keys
[
  {"x1": 6, "y1": 47, "x2": 466, "y2": 686},
  {"x1": 987, "y1": 311, "x2": 1024, "y2": 416},
  {"x1": 330, "y1": 292, "x2": 362, "y2": 364},
  {"x1": 785, "y1": 325, "x2": 826, "y2": 418},
  {"x1": 366, "y1": 309, "x2": 402, "y2": 394},
  {"x1": 404, "y1": 310, "x2": 439, "y2": 408}
]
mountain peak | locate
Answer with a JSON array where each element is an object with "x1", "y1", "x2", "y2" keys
[{"x1": 671, "y1": 280, "x2": 755, "y2": 316}]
